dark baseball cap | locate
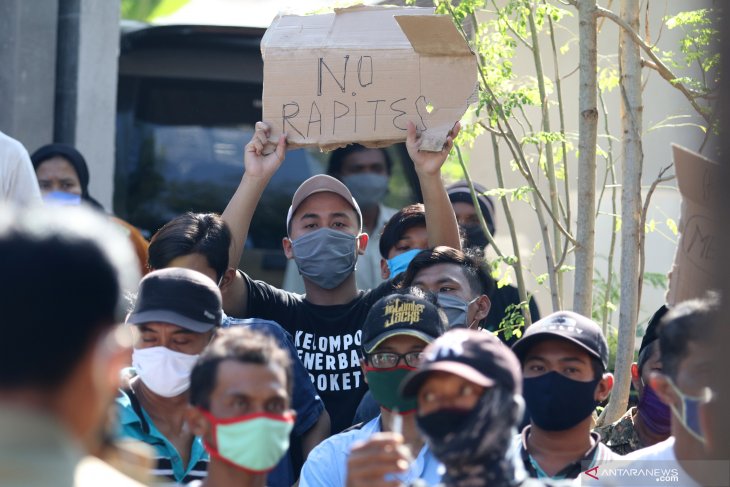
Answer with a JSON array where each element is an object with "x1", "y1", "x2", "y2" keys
[
  {"x1": 511, "y1": 311, "x2": 609, "y2": 369},
  {"x1": 446, "y1": 180, "x2": 496, "y2": 236},
  {"x1": 127, "y1": 268, "x2": 222, "y2": 333},
  {"x1": 286, "y1": 174, "x2": 362, "y2": 233},
  {"x1": 401, "y1": 328, "x2": 522, "y2": 397},
  {"x1": 639, "y1": 305, "x2": 668, "y2": 356},
  {"x1": 361, "y1": 293, "x2": 447, "y2": 354}
]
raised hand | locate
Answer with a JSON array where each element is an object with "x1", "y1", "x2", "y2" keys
[
  {"x1": 244, "y1": 121, "x2": 287, "y2": 180},
  {"x1": 346, "y1": 432, "x2": 411, "y2": 487},
  {"x1": 406, "y1": 120, "x2": 461, "y2": 177}
]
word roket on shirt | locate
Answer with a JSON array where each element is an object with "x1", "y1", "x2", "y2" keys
[{"x1": 295, "y1": 330, "x2": 363, "y2": 393}]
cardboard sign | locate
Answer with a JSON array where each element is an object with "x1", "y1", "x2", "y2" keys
[
  {"x1": 665, "y1": 144, "x2": 720, "y2": 306},
  {"x1": 261, "y1": 5, "x2": 477, "y2": 152}
]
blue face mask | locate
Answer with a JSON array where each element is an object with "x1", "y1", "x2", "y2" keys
[
  {"x1": 386, "y1": 248, "x2": 421, "y2": 278},
  {"x1": 667, "y1": 378, "x2": 710, "y2": 443},
  {"x1": 43, "y1": 191, "x2": 82, "y2": 206}
]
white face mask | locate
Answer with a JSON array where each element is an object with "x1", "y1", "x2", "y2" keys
[{"x1": 132, "y1": 346, "x2": 199, "y2": 398}]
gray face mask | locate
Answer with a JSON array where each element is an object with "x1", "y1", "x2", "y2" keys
[
  {"x1": 437, "y1": 293, "x2": 475, "y2": 328},
  {"x1": 341, "y1": 173, "x2": 389, "y2": 209},
  {"x1": 291, "y1": 228, "x2": 358, "y2": 290}
]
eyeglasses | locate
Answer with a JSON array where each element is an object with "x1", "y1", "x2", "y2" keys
[{"x1": 366, "y1": 351, "x2": 425, "y2": 369}]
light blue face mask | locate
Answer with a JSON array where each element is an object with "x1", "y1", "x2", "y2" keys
[
  {"x1": 386, "y1": 248, "x2": 421, "y2": 278},
  {"x1": 667, "y1": 378, "x2": 711, "y2": 443},
  {"x1": 437, "y1": 293, "x2": 477, "y2": 328},
  {"x1": 43, "y1": 191, "x2": 82, "y2": 206},
  {"x1": 291, "y1": 228, "x2": 358, "y2": 289}
]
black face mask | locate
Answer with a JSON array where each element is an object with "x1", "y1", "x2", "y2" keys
[
  {"x1": 463, "y1": 225, "x2": 489, "y2": 250},
  {"x1": 416, "y1": 408, "x2": 472, "y2": 441},
  {"x1": 523, "y1": 371, "x2": 600, "y2": 431}
]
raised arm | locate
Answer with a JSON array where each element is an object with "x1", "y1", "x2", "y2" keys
[
  {"x1": 223, "y1": 122, "x2": 287, "y2": 269},
  {"x1": 406, "y1": 121, "x2": 462, "y2": 251},
  {"x1": 221, "y1": 122, "x2": 286, "y2": 316}
]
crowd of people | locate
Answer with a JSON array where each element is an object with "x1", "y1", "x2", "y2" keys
[{"x1": 0, "y1": 121, "x2": 725, "y2": 487}]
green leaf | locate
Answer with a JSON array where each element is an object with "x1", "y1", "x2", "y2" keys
[{"x1": 666, "y1": 218, "x2": 678, "y2": 235}]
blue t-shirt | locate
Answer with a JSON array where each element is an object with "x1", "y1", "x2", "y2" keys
[{"x1": 299, "y1": 415, "x2": 443, "y2": 487}]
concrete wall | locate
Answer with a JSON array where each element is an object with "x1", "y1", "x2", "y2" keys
[
  {"x1": 55, "y1": 0, "x2": 121, "y2": 210},
  {"x1": 464, "y1": 1, "x2": 713, "y2": 328},
  {"x1": 0, "y1": 0, "x2": 58, "y2": 151},
  {"x1": 0, "y1": 0, "x2": 120, "y2": 210}
]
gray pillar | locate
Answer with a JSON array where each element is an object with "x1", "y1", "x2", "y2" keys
[
  {"x1": 55, "y1": 0, "x2": 121, "y2": 210},
  {"x1": 0, "y1": 0, "x2": 58, "y2": 152}
]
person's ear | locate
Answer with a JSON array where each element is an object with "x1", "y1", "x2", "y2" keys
[
  {"x1": 282, "y1": 237, "x2": 294, "y2": 259},
  {"x1": 649, "y1": 371, "x2": 677, "y2": 408},
  {"x1": 380, "y1": 258, "x2": 391, "y2": 280},
  {"x1": 594, "y1": 373, "x2": 614, "y2": 402},
  {"x1": 218, "y1": 268, "x2": 237, "y2": 292},
  {"x1": 630, "y1": 362, "x2": 642, "y2": 393},
  {"x1": 357, "y1": 233, "x2": 369, "y2": 255},
  {"x1": 470, "y1": 295, "x2": 491, "y2": 324},
  {"x1": 185, "y1": 406, "x2": 210, "y2": 438},
  {"x1": 511, "y1": 394, "x2": 526, "y2": 425}
]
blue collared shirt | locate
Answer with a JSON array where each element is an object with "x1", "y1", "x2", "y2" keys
[
  {"x1": 117, "y1": 389, "x2": 208, "y2": 486},
  {"x1": 299, "y1": 415, "x2": 443, "y2": 487}
]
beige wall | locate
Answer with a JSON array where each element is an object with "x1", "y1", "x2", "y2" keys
[{"x1": 462, "y1": 1, "x2": 713, "y2": 328}]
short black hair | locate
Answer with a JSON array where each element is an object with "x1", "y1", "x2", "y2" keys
[
  {"x1": 400, "y1": 246, "x2": 495, "y2": 297},
  {"x1": 148, "y1": 212, "x2": 231, "y2": 282},
  {"x1": 0, "y1": 206, "x2": 137, "y2": 389},
  {"x1": 658, "y1": 294, "x2": 720, "y2": 380},
  {"x1": 378, "y1": 204, "x2": 426, "y2": 259},
  {"x1": 327, "y1": 144, "x2": 393, "y2": 178},
  {"x1": 190, "y1": 327, "x2": 293, "y2": 410}
]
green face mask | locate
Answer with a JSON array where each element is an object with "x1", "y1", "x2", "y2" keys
[
  {"x1": 200, "y1": 409, "x2": 296, "y2": 473},
  {"x1": 364, "y1": 366, "x2": 418, "y2": 414}
]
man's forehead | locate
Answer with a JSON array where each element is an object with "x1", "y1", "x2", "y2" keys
[
  {"x1": 294, "y1": 191, "x2": 358, "y2": 218},
  {"x1": 525, "y1": 338, "x2": 590, "y2": 360},
  {"x1": 139, "y1": 321, "x2": 195, "y2": 334},
  {"x1": 216, "y1": 360, "x2": 288, "y2": 390},
  {"x1": 415, "y1": 263, "x2": 468, "y2": 284}
]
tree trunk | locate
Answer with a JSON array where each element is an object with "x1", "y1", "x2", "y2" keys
[
  {"x1": 573, "y1": 0, "x2": 598, "y2": 317},
  {"x1": 600, "y1": 0, "x2": 644, "y2": 426},
  {"x1": 527, "y1": 4, "x2": 563, "y2": 308}
]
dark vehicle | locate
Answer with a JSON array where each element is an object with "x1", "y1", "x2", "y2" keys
[{"x1": 115, "y1": 22, "x2": 418, "y2": 285}]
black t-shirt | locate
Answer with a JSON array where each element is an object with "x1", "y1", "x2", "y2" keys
[
  {"x1": 243, "y1": 273, "x2": 395, "y2": 434},
  {"x1": 485, "y1": 284, "x2": 541, "y2": 346}
]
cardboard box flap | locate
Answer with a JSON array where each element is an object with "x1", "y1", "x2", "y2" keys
[
  {"x1": 395, "y1": 15, "x2": 473, "y2": 56},
  {"x1": 262, "y1": 7, "x2": 432, "y2": 51},
  {"x1": 665, "y1": 144, "x2": 720, "y2": 306},
  {"x1": 671, "y1": 144, "x2": 718, "y2": 207},
  {"x1": 261, "y1": 5, "x2": 477, "y2": 151}
]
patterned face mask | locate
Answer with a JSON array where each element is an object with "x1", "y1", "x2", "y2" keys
[{"x1": 417, "y1": 386, "x2": 526, "y2": 487}]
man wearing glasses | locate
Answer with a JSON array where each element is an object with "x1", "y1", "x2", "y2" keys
[{"x1": 299, "y1": 290, "x2": 446, "y2": 487}]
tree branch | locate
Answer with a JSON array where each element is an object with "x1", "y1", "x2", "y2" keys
[
  {"x1": 594, "y1": 5, "x2": 711, "y2": 125},
  {"x1": 638, "y1": 165, "x2": 675, "y2": 307}
]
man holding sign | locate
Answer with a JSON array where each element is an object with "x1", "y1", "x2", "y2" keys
[{"x1": 221, "y1": 119, "x2": 461, "y2": 434}]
